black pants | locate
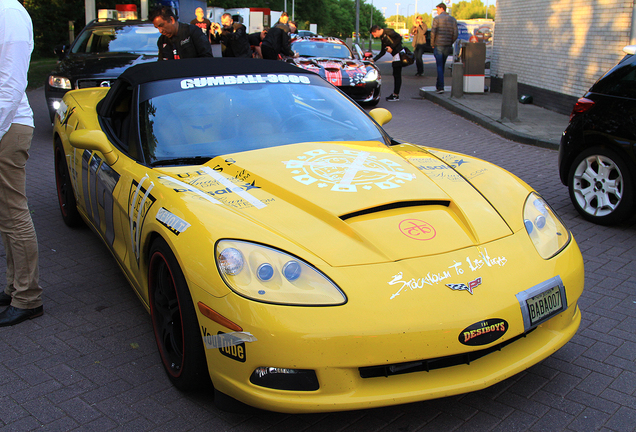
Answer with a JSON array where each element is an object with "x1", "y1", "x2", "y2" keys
[
  {"x1": 392, "y1": 61, "x2": 402, "y2": 95},
  {"x1": 261, "y1": 45, "x2": 278, "y2": 60}
]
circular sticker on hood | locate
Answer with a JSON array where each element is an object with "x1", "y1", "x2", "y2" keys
[{"x1": 459, "y1": 318, "x2": 508, "y2": 346}]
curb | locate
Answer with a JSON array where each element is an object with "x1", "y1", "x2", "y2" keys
[{"x1": 419, "y1": 89, "x2": 560, "y2": 150}]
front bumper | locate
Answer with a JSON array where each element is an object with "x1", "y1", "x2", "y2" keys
[{"x1": 193, "y1": 231, "x2": 584, "y2": 413}]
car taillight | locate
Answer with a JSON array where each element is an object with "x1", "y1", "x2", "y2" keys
[{"x1": 569, "y1": 97, "x2": 595, "y2": 121}]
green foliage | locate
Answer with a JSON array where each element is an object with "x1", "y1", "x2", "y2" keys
[
  {"x1": 24, "y1": 0, "x2": 143, "y2": 58},
  {"x1": 451, "y1": 0, "x2": 496, "y2": 20},
  {"x1": 23, "y1": 0, "x2": 388, "y2": 57}
]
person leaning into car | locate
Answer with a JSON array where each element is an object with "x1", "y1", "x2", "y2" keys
[
  {"x1": 0, "y1": 0, "x2": 44, "y2": 326},
  {"x1": 149, "y1": 6, "x2": 213, "y2": 60},
  {"x1": 370, "y1": 25, "x2": 403, "y2": 102},
  {"x1": 261, "y1": 21, "x2": 298, "y2": 60}
]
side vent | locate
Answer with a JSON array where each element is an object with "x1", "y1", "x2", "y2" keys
[{"x1": 340, "y1": 200, "x2": 450, "y2": 221}]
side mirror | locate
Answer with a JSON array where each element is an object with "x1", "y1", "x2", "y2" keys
[
  {"x1": 69, "y1": 130, "x2": 119, "y2": 165},
  {"x1": 369, "y1": 108, "x2": 392, "y2": 126},
  {"x1": 364, "y1": 51, "x2": 373, "y2": 60}
]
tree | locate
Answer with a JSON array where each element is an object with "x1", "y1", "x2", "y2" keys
[{"x1": 451, "y1": 0, "x2": 496, "y2": 20}]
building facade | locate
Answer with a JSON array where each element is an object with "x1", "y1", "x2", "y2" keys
[{"x1": 490, "y1": 0, "x2": 634, "y2": 114}]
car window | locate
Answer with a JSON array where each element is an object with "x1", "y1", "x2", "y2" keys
[
  {"x1": 292, "y1": 41, "x2": 353, "y2": 59},
  {"x1": 137, "y1": 74, "x2": 386, "y2": 166},
  {"x1": 591, "y1": 55, "x2": 636, "y2": 99},
  {"x1": 71, "y1": 25, "x2": 159, "y2": 55}
]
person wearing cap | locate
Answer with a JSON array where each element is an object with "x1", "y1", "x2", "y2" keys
[
  {"x1": 150, "y1": 5, "x2": 213, "y2": 60},
  {"x1": 431, "y1": 2, "x2": 458, "y2": 93}
]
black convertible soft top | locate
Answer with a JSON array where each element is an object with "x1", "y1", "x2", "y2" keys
[{"x1": 118, "y1": 57, "x2": 315, "y2": 86}]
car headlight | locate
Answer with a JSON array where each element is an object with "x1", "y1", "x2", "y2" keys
[
  {"x1": 523, "y1": 193, "x2": 571, "y2": 259},
  {"x1": 216, "y1": 240, "x2": 346, "y2": 306},
  {"x1": 362, "y1": 68, "x2": 379, "y2": 82},
  {"x1": 48, "y1": 75, "x2": 72, "y2": 90}
]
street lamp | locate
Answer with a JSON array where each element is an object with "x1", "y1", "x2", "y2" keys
[
  {"x1": 395, "y1": 3, "x2": 400, "y2": 25},
  {"x1": 381, "y1": 6, "x2": 387, "y2": 17},
  {"x1": 407, "y1": 3, "x2": 414, "y2": 29}
]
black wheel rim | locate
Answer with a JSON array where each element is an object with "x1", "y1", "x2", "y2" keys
[
  {"x1": 54, "y1": 146, "x2": 71, "y2": 217},
  {"x1": 150, "y1": 252, "x2": 185, "y2": 377}
]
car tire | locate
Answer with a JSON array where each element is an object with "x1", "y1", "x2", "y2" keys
[
  {"x1": 148, "y1": 237, "x2": 211, "y2": 391},
  {"x1": 54, "y1": 139, "x2": 83, "y2": 227},
  {"x1": 568, "y1": 146, "x2": 634, "y2": 225}
]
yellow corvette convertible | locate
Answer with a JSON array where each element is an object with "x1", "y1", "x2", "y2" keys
[{"x1": 53, "y1": 58, "x2": 584, "y2": 413}]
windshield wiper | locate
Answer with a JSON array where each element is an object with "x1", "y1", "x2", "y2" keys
[{"x1": 150, "y1": 156, "x2": 212, "y2": 167}]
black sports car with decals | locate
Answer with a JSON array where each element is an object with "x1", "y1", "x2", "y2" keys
[{"x1": 287, "y1": 36, "x2": 381, "y2": 106}]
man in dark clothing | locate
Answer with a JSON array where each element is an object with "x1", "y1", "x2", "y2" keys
[
  {"x1": 371, "y1": 25, "x2": 403, "y2": 101},
  {"x1": 190, "y1": 7, "x2": 212, "y2": 44},
  {"x1": 272, "y1": 12, "x2": 290, "y2": 32},
  {"x1": 261, "y1": 21, "x2": 297, "y2": 60},
  {"x1": 150, "y1": 6, "x2": 213, "y2": 60},
  {"x1": 248, "y1": 28, "x2": 268, "y2": 58},
  {"x1": 431, "y1": 2, "x2": 458, "y2": 93},
  {"x1": 218, "y1": 13, "x2": 251, "y2": 58}
]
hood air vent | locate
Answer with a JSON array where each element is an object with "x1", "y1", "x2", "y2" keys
[{"x1": 340, "y1": 200, "x2": 450, "y2": 221}]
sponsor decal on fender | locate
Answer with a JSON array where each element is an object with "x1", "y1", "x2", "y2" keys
[{"x1": 459, "y1": 318, "x2": 508, "y2": 346}]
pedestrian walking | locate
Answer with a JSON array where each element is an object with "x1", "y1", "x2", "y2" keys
[
  {"x1": 370, "y1": 25, "x2": 403, "y2": 101},
  {"x1": 0, "y1": 0, "x2": 44, "y2": 326},
  {"x1": 431, "y1": 2, "x2": 458, "y2": 93}
]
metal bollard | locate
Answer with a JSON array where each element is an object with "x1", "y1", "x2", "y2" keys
[
  {"x1": 501, "y1": 73, "x2": 518, "y2": 121},
  {"x1": 451, "y1": 62, "x2": 464, "y2": 98}
]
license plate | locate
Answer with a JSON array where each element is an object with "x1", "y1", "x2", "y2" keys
[
  {"x1": 526, "y1": 285, "x2": 563, "y2": 326},
  {"x1": 516, "y1": 276, "x2": 567, "y2": 332}
]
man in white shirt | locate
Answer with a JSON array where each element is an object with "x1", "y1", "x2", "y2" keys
[{"x1": 0, "y1": 0, "x2": 43, "y2": 326}]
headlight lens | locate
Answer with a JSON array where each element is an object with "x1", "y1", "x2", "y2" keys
[
  {"x1": 216, "y1": 240, "x2": 346, "y2": 306},
  {"x1": 363, "y1": 68, "x2": 379, "y2": 82},
  {"x1": 523, "y1": 193, "x2": 571, "y2": 259},
  {"x1": 48, "y1": 75, "x2": 72, "y2": 90}
]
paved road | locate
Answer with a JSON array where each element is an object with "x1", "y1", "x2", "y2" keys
[{"x1": 0, "y1": 57, "x2": 635, "y2": 431}]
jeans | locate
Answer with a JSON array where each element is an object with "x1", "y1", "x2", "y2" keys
[
  {"x1": 433, "y1": 45, "x2": 453, "y2": 90},
  {"x1": 413, "y1": 44, "x2": 427, "y2": 74}
]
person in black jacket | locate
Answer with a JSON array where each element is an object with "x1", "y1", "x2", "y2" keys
[
  {"x1": 371, "y1": 25, "x2": 403, "y2": 101},
  {"x1": 261, "y1": 21, "x2": 297, "y2": 60},
  {"x1": 218, "y1": 13, "x2": 251, "y2": 58},
  {"x1": 150, "y1": 6, "x2": 213, "y2": 60}
]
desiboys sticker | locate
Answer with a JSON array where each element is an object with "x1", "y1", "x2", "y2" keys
[{"x1": 459, "y1": 319, "x2": 508, "y2": 346}]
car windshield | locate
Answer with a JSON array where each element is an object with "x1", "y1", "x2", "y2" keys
[
  {"x1": 138, "y1": 73, "x2": 386, "y2": 165},
  {"x1": 292, "y1": 41, "x2": 353, "y2": 59},
  {"x1": 71, "y1": 24, "x2": 159, "y2": 54}
]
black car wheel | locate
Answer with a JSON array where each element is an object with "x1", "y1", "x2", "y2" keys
[
  {"x1": 568, "y1": 146, "x2": 634, "y2": 225},
  {"x1": 54, "y1": 139, "x2": 83, "y2": 227},
  {"x1": 148, "y1": 238, "x2": 210, "y2": 391}
]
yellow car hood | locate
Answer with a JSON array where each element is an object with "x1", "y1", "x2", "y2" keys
[{"x1": 156, "y1": 141, "x2": 513, "y2": 266}]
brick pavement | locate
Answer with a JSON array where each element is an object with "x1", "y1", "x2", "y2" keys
[{"x1": 0, "y1": 56, "x2": 635, "y2": 431}]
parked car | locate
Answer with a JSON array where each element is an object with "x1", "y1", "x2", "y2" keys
[
  {"x1": 53, "y1": 57, "x2": 583, "y2": 413},
  {"x1": 44, "y1": 19, "x2": 159, "y2": 122},
  {"x1": 558, "y1": 45, "x2": 636, "y2": 225},
  {"x1": 288, "y1": 36, "x2": 381, "y2": 106}
]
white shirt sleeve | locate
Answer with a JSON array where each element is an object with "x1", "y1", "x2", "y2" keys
[{"x1": 0, "y1": 3, "x2": 34, "y2": 141}]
